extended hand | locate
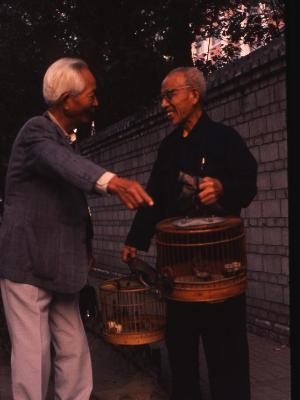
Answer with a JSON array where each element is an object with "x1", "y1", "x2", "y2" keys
[
  {"x1": 122, "y1": 245, "x2": 137, "y2": 263},
  {"x1": 107, "y1": 176, "x2": 154, "y2": 210},
  {"x1": 198, "y1": 177, "x2": 223, "y2": 205}
]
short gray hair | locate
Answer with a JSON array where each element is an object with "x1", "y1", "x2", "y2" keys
[
  {"x1": 43, "y1": 57, "x2": 88, "y2": 105},
  {"x1": 167, "y1": 67, "x2": 206, "y2": 102}
]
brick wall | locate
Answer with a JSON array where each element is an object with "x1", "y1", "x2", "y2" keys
[{"x1": 82, "y1": 35, "x2": 288, "y2": 343}]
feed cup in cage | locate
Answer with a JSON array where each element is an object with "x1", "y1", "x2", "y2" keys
[
  {"x1": 156, "y1": 216, "x2": 247, "y2": 303},
  {"x1": 99, "y1": 277, "x2": 165, "y2": 345},
  {"x1": 223, "y1": 261, "x2": 243, "y2": 277},
  {"x1": 193, "y1": 268, "x2": 211, "y2": 281}
]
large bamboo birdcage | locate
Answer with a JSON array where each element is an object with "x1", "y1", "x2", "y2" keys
[
  {"x1": 99, "y1": 277, "x2": 165, "y2": 345},
  {"x1": 156, "y1": 216, "x2": 247, "y2": 303}
]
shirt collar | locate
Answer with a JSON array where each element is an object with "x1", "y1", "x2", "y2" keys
[{"x1": 46, "y1": 111, "x2": 77, "y2": 144}]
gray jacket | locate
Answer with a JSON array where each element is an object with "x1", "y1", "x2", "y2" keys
[{"x1": 0, "y1": 113, "x2": 106, "y2": 293}]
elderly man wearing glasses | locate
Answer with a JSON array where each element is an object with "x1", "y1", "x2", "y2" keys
[{"x1": 122, "y1": 67, "x2": 257, "y2": 400}]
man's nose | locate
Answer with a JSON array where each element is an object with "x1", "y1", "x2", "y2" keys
[
  {"x1": 93, "y1": 96, "x2": 99, "y2": 107},
  {"x1": 161, "y1": 97, "x2": 169, "y2": 108}
]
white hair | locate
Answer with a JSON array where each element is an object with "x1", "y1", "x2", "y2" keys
[
  {"x1": 167, "y1": 66, "x2": 206, "y2": 102},
  {"x1": 43, "y1": 57, "x2": 88, "y2": 105}
]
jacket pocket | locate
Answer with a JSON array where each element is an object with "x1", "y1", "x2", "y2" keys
[
  {"x1": 0, "y1": 223, "x2": 31, "y2": 272},
  {"x1": 28, "y1": 223, "x2": 60, "y2": 280}
]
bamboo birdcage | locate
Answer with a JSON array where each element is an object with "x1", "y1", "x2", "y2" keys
[
  {"x1": 99, "y1": 277, "x2": 165, "y2": 345},
  {"x1": 156, "y1": 216, "x2": 247, "y2": 303}
]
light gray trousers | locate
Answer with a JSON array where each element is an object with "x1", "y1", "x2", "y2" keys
[{"x1": 0, "y1": 279, "x2": 93, "y2": 400}]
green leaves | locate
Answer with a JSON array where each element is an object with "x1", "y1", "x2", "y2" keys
[{"x1": 0, "y1": 0, "x2": 284, "y2": 165}]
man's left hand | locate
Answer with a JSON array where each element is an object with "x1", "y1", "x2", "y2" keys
[{"x1": 198, "y1": 177, "x2": 223, "y2": 205}]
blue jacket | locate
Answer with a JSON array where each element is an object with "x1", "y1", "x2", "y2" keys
[{"x1": 0, "y1": 113, "x2": 106, "y2": 293}]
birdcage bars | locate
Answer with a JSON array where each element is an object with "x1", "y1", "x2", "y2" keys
[
  {"x1": 99, "y1": 278, "x2": 165, "y2": 345},
  {"x1": 156, "y1": 216, "x2": 247, "y2": 302}
]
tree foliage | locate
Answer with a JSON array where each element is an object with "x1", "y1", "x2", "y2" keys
[{"x1": 0, "y1": 0, "x2": 284, "y2": 169}]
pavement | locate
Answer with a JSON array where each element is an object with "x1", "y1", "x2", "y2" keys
[{"x1": 0, "y1": 322, "x2": 290, "y2": 400}]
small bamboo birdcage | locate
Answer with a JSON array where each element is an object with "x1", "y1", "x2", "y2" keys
[
  {"x1": 99, "y1": 277, "x2": 165, "y2": 345},
  {"x1": 156, "y1": 216, "x2": 247, "y2": 303}
]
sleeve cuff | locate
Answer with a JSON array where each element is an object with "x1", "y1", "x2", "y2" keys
[{"x1": 94, "y1": 171, "x2": 116, "y2": 193}]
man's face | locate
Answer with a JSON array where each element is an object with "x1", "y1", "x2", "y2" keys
[
  {"x1": 160, "y1": 72, "x2": 199, "y2": 125},
  {"x1": 65, "y1": 68, "x2": 99, "y2": 124}
]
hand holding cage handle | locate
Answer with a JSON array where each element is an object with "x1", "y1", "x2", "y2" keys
[
  {"x1": 126, "y1": 255, "x2": 174, "y2": 296},
  {"x1": 180, "y1": 157, "x2": 225, "y2": 218},
  {"x1": 178, "y1": 172, "x2": 209, "y2": 218},
  {"x1": 179, "y1": 157, "x2": 210, "y2": 218},
  {"x1": 126, "y1": 256, "x2": 157, "y2": 287}
]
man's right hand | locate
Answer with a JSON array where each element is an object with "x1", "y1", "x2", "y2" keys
[
  {"x1": 107, "y1": 176, "x2": 154, "y2": 210},
  {"x1": 122, "y1": 245, "x2": 137, "y2": 263}
]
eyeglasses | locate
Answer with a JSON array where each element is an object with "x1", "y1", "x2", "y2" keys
[{"x1": 159, "y1": 85, "x2": 191, "y2": 102}]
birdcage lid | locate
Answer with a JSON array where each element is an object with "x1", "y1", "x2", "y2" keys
[{"x1": 172, "y1": 216, "x2": 226, "y2": 229}]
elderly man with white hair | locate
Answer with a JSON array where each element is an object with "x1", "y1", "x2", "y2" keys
[{"x1": 0, "y1": 57, "x2": 153, "y2": 400}]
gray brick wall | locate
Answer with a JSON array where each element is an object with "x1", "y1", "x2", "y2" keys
[{"x1": 82, "y1": 35, "x2": 288, "y2": 343}]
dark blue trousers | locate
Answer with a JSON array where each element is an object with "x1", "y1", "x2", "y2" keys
[{"x1": 165, "y1": 294, "x2": 251, "y2": 400}]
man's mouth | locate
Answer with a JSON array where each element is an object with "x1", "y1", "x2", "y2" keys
[{"x1": 166, "y1": 110, "x2": 175, "y2": 118}]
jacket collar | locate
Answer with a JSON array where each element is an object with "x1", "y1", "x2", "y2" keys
[{"x1": 174, "y1": 110, "x2": 211, "y2": 141}]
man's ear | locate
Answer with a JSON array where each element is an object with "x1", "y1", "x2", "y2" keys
[
  {"x1": 191, "y1": 89, "x2": 201, "y2": 105},
  {"x1": 62, "y1": 94, "x2": 73, "y2": 112}
]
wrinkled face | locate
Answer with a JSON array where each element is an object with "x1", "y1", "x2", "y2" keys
[
  {"x1": 64, "y1": 68, "x2": 99, "y2": 124},
  {"x1": 160, "y1": 72, "x2": 200, "y2": 125}
]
